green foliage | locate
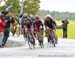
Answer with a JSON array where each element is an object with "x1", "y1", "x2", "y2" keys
[
  {"x1": 0, "y1": 2, "x2": 7, "y2": 11},
  {"x1": 0, "y1": 0, "x2": 19, "y2": 14},
  {"x1": 0, "y1": 0, "x2": 40, "y2": 15},
  {"x1": 37, "y1": 10, "x2": 75, "y2": 20},
  {"x1": 23, "y1": 0, "x2": 40, "y2": 15},
  {"x1": 7, "y1": 0, "x2": 19, "y2": 14}
]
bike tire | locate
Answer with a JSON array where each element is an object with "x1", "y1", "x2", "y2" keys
[
  {"x1": 37, "y1": 31, "x2": 44, "y2": 48},
  {"x1": 27, "y1": 32, "x2": 35, "y2": 49},
  {"x1": 52, "y1": 38, "x2": 56, "y2": 47},
  {"x1": 28, "y1": 41, "x2": 32, "y2": 49},
  {"x1": 49, "y1": 32, "x2": 56, "y2": 47}
]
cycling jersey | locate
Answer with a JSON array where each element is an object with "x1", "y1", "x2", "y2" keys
[
  {"x1": 22, "y1": 18, "x2": 32, "y2": 30},
  {"x1": 44, "y1": 19, "x2": 56, "y2": 29},
  {"x1": 33, "y1": 20, "x2": 43, "y2": 31}
]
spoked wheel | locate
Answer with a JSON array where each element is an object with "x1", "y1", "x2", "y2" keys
[
  {"x1": 55, "y1": 36, "x2": 58, "y2": 44},
  {"x1": 28, "y1": 41, "x2": 33, "y2": 49},
  {"x1": 28, "y1": 41, "x2": 35, "y2": 49},
  {"x1": 39, "y1": 41, "x2": 44, "y2": 48},
  {"x1": 37, "y1": 31, "x2": 44, "y2": 48},
  {"x1": 49, "y1": 38, "x2": 56, "y2": 47},
  {"x1": 27, "y1": 32, "x2": 35, "y2": 49},
  {"x1": 52, "y1": 38, "x2": 56, "y2": 47}
]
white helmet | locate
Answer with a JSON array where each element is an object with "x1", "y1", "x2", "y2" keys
[
  {"x1": 35, "y1": 15, "x2": 40, "y2": 19},
  {"x1": 46, "y1": 14, "x2": 52, "y2": 18},
  {"x1": 23, "y1": 13, "x2": 28, "y2": 17},
  {"x1": 30, "y1": 14, "x2": 33, "y2": 17}
]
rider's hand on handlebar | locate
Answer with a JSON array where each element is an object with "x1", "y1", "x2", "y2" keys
[{"x1": 46, "y1": 27, "x2": 49, "y2": 30}]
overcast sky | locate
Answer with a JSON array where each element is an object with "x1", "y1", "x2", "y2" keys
[{"x1": 40, "y1": 0, "x2": 75, "y2": 12}]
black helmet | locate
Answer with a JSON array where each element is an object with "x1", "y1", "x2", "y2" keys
[{"x1": 2, "y1": 10, "x2": 9, "y2": 16}]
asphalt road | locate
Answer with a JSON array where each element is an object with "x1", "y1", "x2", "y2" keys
[{"x1": 0, "y1": 35, "x2": 75, "y2": 58}]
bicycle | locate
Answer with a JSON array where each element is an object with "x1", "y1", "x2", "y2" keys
[
  {"x1": 48, "y1": 30, "x2": 56, "y2": 47},
  {"x1": 26, "y1": 29, "x2": 35, "y2": 49},
  {"x1": 37, "y1": 30, "x2": 44, "y2": 48}
]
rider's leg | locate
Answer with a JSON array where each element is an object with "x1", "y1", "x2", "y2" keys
[
  {"x1": 31, "y1": 32, "x2": 36, "y2": 45},
  {"x1": 53, "y1": 29, "x2": 58, "y2": 44},
  {"x1": 46, "y1": 29, "x2": 50, "y2": 43},
  {"x1": 23, "y1": 27, "x2": 28, "y2": 41}
]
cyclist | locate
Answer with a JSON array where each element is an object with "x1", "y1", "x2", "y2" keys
[
  {"x1": 33, "y1": 15, "x2": 44, "y2": 47},
  {"x1": 21, "y1": 14, "x2": 35, "y2": 46},
  {"x1": 44, "y1": 15, "x2": 57, "y2": 44}
]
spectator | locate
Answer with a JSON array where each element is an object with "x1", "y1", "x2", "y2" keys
[
  {"x1": 0, "y1": 15, "x2": 6, "y2": 47},
  {"x1": 1, "y1": 11, "x2": 13, "y2": 47},
  {"x1": 62, "y1": 19, "x2": 69, "y2": 38}
]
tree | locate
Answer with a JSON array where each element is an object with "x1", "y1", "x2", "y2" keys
[
  {"x1": 0, "y1": 0, "x2": 19, "y2": 15},
  {"x1": 37, "y1": 10, "x2": 75, "y2": 20},
  {"x1": 23, "y1": 0, "x2": 40, "y2": 15},
  {"x1": 7, "y1": 0, "x2": 19, "y2": 14},
  {"x1": 0, "y1": 0, "x2": 40, "y2": 15}
]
